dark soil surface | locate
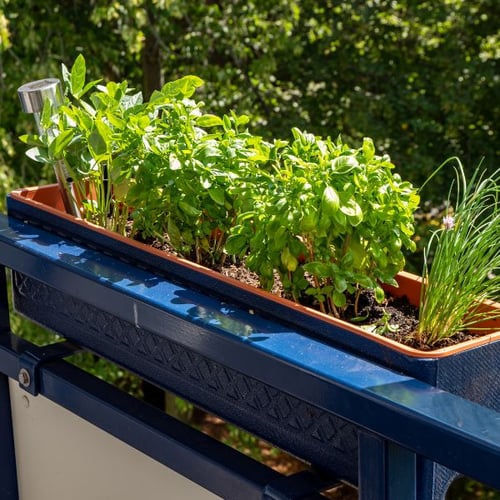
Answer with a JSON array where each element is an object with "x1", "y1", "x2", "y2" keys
[{"x1": 219, "y1": 262, "x2": 475, "y2": 351}]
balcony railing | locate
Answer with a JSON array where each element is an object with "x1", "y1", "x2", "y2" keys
[{"x1": 0, "y1": 213, "x2": 499, "y2": 499}]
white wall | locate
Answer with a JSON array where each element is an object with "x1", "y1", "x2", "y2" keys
[{"x1": 9, "y1": 379, "x2": 219, "y2": 500}]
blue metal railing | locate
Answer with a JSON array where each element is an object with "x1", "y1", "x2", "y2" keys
[{"x1": 0, "y1": 213, "x2": 499, "y2": 499}]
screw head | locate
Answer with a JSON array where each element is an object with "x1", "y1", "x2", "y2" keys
[{"x1": 18, "y1": 368, "x2": 31, "y2": 388}]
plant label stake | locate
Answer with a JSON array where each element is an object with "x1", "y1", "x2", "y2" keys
[{"x1": 18, "y1": 78, "x2": 81, "y2": 218}]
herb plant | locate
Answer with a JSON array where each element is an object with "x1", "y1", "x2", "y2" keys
[
  {"x1": 21, "y1": 56, "x2": 260, "y2": 267},
  {"x1": 22, "y1": 56, "x2": 423, "y2": 331},
  {"x1": 417, "y1": 158, "x2": 500, "y2": 345},
  {"x1": 128, "y1": 110, "x2": 264, "y2": 267},
  {"x1": 226, "y1": 129, "x2": 420, "y2": 318}
]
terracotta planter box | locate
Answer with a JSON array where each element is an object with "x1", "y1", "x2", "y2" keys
[{"x1": 7, "y1": 183, "x2": 500, "y2": 498}]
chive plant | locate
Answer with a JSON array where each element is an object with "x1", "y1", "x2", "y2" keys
[{"x1": 418, "y1": 158, "x2": 500, "y2": 345}]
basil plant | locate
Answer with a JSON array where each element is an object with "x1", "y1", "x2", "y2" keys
[{"x1": 227, "y1": 129, "x2": 420, "y2": 318}]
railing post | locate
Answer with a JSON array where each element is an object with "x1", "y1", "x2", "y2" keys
[
  {"x1": 359, "y1": 431, "x2": 417, "y2": 500},
  {"x1": 0, "y1": 265, "x2": 10, "y2": 335},
  {"x1": 0, "y1": 265, "x2": 19, "y2": 499},
  {"x1": 0, "y1": 374, "x2": 19, "y2": 500},
  {"x1": 386, "y1": 441, "x2": 417, "y2": 499}
]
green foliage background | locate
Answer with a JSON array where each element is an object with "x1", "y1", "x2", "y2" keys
[
  {"x1": 0, "y1": 0, "x2": 498, "y2": 201},
  {"x1": 0, "y1": 1, "x2": 498, "y2": 497}
]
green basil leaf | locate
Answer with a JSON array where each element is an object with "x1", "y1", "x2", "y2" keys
[
  {"x1": 208, "y1": 187, "x2": 225, "y2": 206},
  {"x1": 25, "y1": 146, "x2": 49, "y2": 164},
  {"x1": 300, "y1": 211, "x2": 318, "y2": 232},
  {"x1": 225, "y1": 234, "x2": 248, "y2": 256},
  {"x1": 197, "y1": 114, "x2": 224, "y2": 128},
  {"x1": 362, "y1": 137, "x2": 375, "y2": 162},
  {"x1": 374, "y1": 286, "x2": 385, "y2": 303},
  {"x1": 322, "y1": 186, "x2": 340, "y2": 214},
  {"x1": 340, "y1": 199, "x2": 363, "y2": 226},
  {"x1": 179, "y1": 200, "x2": 202, "y2": 217},
  {"x1": 70, "y1": 54, "x2": 86, "y2": 97},
  {"x1": 49, "y1": 129, "x2": 74, "y2": 158},
  {"x1": 88, "y1": 128, "x2": 107, "y2": 158},
  {"x1": 332, "y1": 290, "x2": 347, "y2": 308}
]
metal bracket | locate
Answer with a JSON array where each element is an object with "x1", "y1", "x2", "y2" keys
[{"x1": 18, "y1": 340, "x2": 81, "y2": 395}]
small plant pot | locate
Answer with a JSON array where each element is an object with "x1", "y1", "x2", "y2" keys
[{"x1": 7, "y1": 183, "x2": 500, "y2": 499}]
